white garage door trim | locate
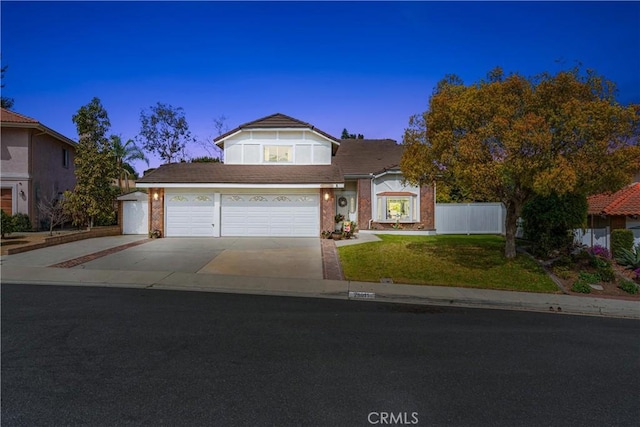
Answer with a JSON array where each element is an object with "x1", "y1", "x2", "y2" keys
[
  {"x1": 221, "y1": 193, "x2": 319, "y2": 237},
  {"x1": 165, "y1": 193, "x2": 216, "y2": 237},
  {"x1": 122, "y1": 201, "x2": 149, "y2": 234}
]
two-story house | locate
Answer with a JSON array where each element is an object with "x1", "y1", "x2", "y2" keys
[
  {"x1": 136, "y1": 113, "x2": 434, "y2": 237},
  {"x1": 1, "y1": 108, "x2": 76, "y2": 228}
]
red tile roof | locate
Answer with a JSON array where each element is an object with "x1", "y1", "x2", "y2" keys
[
  {"x1": 0, "y1": 108, "x2": 39, "y2": 123},
  {"x1": 137, "y1": 163, "x2": 344, "y2": 185},
  {"x1": 214, "y1": 113, "x2": 340, "y2": 144},
  {"x1": 588, "y1": 183, "x2": 640, "y2": 216}
]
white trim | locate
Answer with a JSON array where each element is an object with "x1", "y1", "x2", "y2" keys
[
  {"x1": 0, "y1": 173, "x2": 32, "y2": 180},
  {"x1": 136, "y1": 183, "x2": 344, "y2": 189},
  {"x1": 215, "y1": 128, "x2": 339, "y2": 147},
  {"x1": 372, "y1": 169, "x2": 402, "y2": 179},
  {"x1": 214, "y1": 129, "x2": 243, "y2": 145}
]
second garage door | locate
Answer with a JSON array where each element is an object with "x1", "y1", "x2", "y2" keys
[
  {"x1": 221, "y1": 193, "x2": 319, "y2": 237},
  {"x1": 166, "y1": 193, "x2": 216, "y2": 237}
]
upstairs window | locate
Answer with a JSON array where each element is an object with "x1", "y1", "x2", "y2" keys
[{"x1": 264, "y1": 146, "x2": 292, "y2": 163}]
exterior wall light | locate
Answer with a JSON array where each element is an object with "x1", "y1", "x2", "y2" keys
[
  {"x1": 153, "y1": 192, "x2": 159, "y2": 201},
  {"x1": 324, "y1": 192, "x2": 329, "y2": 201}
]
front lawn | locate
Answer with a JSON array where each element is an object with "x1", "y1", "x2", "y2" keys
[{"x1": 338, "y1": 234, "x2": 558, "y2": 293}]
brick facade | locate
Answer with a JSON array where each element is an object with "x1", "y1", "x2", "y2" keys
[
  {"x1": 321, "y1": 188, "x2": 335, "y2": 233},
  {"x1": 149, "y1": 188, "x2": 164, "y2": 237},
  {"x1": 420, "y1": 185, "x2": 435, "y2": 230},
  {"x1": 368, "y1": 184, "x2": 435, "y2": 231},
  {"x1": 357, "y1": 179, "x2": 372, "y2": 230}
]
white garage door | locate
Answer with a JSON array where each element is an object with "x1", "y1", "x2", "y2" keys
[
  {"x1": 221, "y1": 193, "x2": 319, "y2": 237},
  {"x1": 166, "y1": 193, "x2": 215, "y2": 237},
  {"x1": 122, "y1": 201, "x2": 148, "y2": 234}
]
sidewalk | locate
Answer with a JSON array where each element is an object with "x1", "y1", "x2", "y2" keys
[
  {"x1": 2, "y1": 263, "x2": 638, "y2": 319},
  {"x1": 1, "y1": 234, "x2": 638, "y2": 319}
]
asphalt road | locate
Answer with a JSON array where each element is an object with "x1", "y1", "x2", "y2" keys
[{"x1": 2, "y1": 284, "x2": 639, "y2": 426}]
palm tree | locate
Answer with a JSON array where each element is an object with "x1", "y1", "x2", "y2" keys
[{"x1": 110, "y1": 135, "x2": 149, "y2": 193}]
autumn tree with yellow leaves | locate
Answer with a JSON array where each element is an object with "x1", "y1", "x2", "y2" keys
[{"x1": 401, "y1": 67, "x2": 640, "y2": 258}]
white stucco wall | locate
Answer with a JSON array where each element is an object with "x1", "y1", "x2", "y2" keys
[{"x1": 222, "y1": 130, "x2": 332, "y2": 165}]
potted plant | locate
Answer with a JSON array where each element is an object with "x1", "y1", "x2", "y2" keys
[
  {"x1": 149, "y1": 229, "x2": 161, "y2": 238},
  {"x1": 334, "y1": 213, "x2": 345, "y2": 232}
]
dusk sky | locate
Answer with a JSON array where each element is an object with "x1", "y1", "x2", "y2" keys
[{"x1": 2, "y1": 1, "x2": 639, "y2": 173}]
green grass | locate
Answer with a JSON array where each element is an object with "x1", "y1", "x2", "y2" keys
[{"x1": 338, "y1": 234, "x2": 558, "y2": 293}]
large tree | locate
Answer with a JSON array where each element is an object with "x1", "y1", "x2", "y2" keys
[
  {"x1": 110, "y1": 135, "x2": 149, "y2": 193},
  {"x1": 1, "y1": 63, "x2": 15, "y2": 109},
  {"x1": 401, "y1": 67, "x2": 640, "y2": 258},
  {"x1": 138, "y1": 102, "x2": 194, "y2": 163},
  {"x1": 64, "y1": 97, "x2": 118, "y2": 228}
]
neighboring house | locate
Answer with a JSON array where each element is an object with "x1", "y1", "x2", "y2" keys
[
  {"x1": 1, "y1": 108, "x2": 76, "y2": 228},
  {"x1": 587, "y1": 182, "x2": 640, "y2": 230},
  {"x1": 135, "y1": 113, "x2": 435, "y2": 237}
]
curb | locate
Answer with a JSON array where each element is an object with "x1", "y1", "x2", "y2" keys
[{"x1": 2, "y1": 267, "x2": 638, "y2": 320}]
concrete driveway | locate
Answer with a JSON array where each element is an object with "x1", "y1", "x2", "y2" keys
[{"x1": 1, "y1": 237, "x2": 323, "y2": 280}]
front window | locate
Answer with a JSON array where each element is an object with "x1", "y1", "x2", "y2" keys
[
  {"x1": 376, "y1": 194, "x2": 417, "y2": 222},
  {"x1": 264, "y1": 146, "x2": 292, "y2": 163}
]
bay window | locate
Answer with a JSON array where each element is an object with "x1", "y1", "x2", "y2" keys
[{"x1": 376, "y1": 193, "x2": 418, "y2": 222}]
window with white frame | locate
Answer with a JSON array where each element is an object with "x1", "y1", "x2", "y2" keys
[
  {"x1": 264, "y1": 145, "x2": 292, "y2": 163},
  {"x1": 376, "y1": 194, "x2": 418, "y2": 222}
]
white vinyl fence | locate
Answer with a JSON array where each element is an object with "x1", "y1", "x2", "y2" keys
[
  {"x1": 435, "y1": 203, "x2": 506, "y2": 235},
  {"x1": 574, "y1": 227, "x2": 640, "y2": 250}
]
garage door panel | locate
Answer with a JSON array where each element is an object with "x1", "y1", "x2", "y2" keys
[
  {"x1": 166, "y1": 193, "x2": 215, "y2": 237},
  {"x1": 221, "y1": 193, "x2": 319, "y2": 237}
]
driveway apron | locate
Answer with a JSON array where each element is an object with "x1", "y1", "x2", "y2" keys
[{"x1": 5, "y1": 237, "x2": 323, "y2": 280}]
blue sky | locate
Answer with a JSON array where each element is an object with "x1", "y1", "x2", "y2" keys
[{"x1": 2, "y1": 1, "x2": 639, "y2": 173}]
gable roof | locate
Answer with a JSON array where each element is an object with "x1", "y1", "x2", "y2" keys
[
  {"x1": 332, "y1": 139, "x2": 403, "y2": 176},
  {"x1": 0, "y1": 108, "x2": 39, "y2": 124},
  {"x1": 588, "y1": 183, "x2": 640, "y2": 216},
  {"x1": 1, "y1": 108, "x2": 76, "y2": 147},
  {"x1": 214, "y1": 113, "x2": 340, "y2": 145},
  {"x1": 136, "y1": 162, "x2": 344, "y2": 186}
]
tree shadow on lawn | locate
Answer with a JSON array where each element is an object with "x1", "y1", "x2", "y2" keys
[{"x1": 406, "y1": 241, "x2": 536, "y2": 271}]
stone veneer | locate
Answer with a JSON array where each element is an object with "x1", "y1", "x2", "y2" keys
[{"x1": 149, "y1": 188, "x2": 165, "y2": 237}]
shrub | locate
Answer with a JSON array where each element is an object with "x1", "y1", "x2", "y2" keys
[
  {"x1": 12, "y1": 213, "x2": 32, "y2": 232},
  {"x1": 589, "y1": 255, "x2": 610, "y2": 269},
  {"x1": 611, "y1": 229, "x2": 634, "y2": 258},
  {"x1": 1, "y1": 210, "x2": 14, "y2": 238},
  {"x1": 618, "y1": 279, "x2": 639, "y2": 295},
  {"x1": 615, "y1": 247, "x2": 640, "y2": 270},
  {"x1": 578, "y1": 271, "x2": 600, "y2": 284},
  {"x1": 596, "y1": 264, "x2": 615, "y2": 282},
  {"x1": 571, "y1": 279, "x2": 592, "y2": 293},
  {"x1": 521, "y1": 192, "x2": 587, "y2": 258},
  {"x1": 589, "y1": 245, "x2": 611, "y2": 259}
]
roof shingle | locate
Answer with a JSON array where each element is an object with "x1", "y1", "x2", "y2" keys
[
  {"x1": 332, "y1": 139, "x2": 403, "y2": 176},
  {"x1": 214, "y1": 113, "x2": 340, "y2": 144},
  {"x1": 137, "y1": 163, "x2": 344, "y2": 185},
  {"x1": 588, "y1": 183, "x2": 640, "y2": 216}
]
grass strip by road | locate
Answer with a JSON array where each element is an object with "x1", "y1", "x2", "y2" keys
[{"x1": 337, "y1": 234, "x2": 558, "y2": 293}]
